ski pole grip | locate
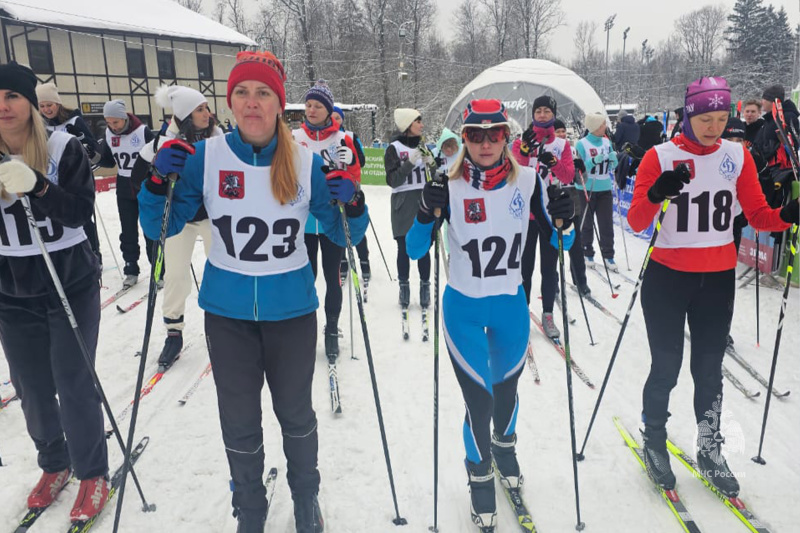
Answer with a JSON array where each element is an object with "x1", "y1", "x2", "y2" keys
[{"x1": 160, "y1": 138, "x2": 196, "y2": 182}]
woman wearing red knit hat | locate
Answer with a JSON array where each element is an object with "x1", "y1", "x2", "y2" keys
[{"x1": 139, "y1": 51, "x2": 368, "y2": 533}]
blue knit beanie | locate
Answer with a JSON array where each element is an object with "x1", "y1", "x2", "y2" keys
[{"x1": 305, "y1": 79, "x2": 334, "y2": 115}]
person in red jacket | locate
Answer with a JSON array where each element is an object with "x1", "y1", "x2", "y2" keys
[{"x1": 628, "y1": 76, "x2": 798, "y2": 498}]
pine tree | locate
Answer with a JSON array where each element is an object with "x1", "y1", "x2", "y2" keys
[{"x1": 725, "y1": 0, "x2": 767, "y2": 62}]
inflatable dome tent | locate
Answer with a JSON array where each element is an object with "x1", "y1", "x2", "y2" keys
[{"x1": 444, "y1": 58, "x2": 606, "y2": 134}]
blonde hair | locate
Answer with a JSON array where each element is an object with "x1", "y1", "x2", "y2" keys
[
  {"x1": 271, "y1": 117, "x2": 299, "y2": 205},
  {"x1": 447, "y1": 142, "x2": 519, "y2": 183},
  {"x1": 0, "y1": 103, "x2": 49, "y2": 175}
]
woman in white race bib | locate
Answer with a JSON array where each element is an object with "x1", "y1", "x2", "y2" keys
[
  {"x1": 406, "y1": 99, "x2": 575, "y2": 530},
  {"x1": 628, "y1": 76, "x2": 799, "y2": 498},
  {"x1": 139, "y1": 51, "x2": 367, "y2": 533},
  {"x1": 0, "y1": 62, "x2": 110, "y2": 524}
]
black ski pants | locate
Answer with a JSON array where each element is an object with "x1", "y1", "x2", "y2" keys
[
  {"x1": 0, "y1": 279, "x2": 107, "y2": 479},
  {"x1": 640, "y1": 261, "x2": 734, "y2": 431},
  {"x1": 578, "y1": 190, "x2": 615, "y2": 259},
  {"x1": 395, "y1": 235, "x2": 430, "y2": 282},
  {"x1": 305, "y1": 233, "x2": 343, "y2": 327},
  {"x1": 205, "y1": 311, "x2": 320, "y2": 513},
  {"x1": 117, "y1": 194, "x2": 158, "y2": 276}
]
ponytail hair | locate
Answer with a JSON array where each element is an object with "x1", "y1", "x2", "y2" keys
[{"x1": 271, "y1": 117, "x2": 299, "y2": 205}]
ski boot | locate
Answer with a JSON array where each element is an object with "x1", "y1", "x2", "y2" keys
[
  {"x1": 604, "y1": 257, "x2": 620, "y2": 273},
  {"x1": 324, "y1": 324, "x2": 339, "y2": 364},
  {"x1": 467, "y1": 458, "x2": 496, "y2": 531},
  {"x1": 541, "y1": 312, "x2": 560, "y2": 340},
  {"x1": 360, "y1": 260, "x2": 371, "y2": 282},
  {"x1": 399, "y1": 280, "x2": 410, "y2": 309},
  {"x1": 70, "y1": 476, "x2": 109, "y2": 521},
  {"x1": 584, "y1": 256, "x2": 595, "y2": 270},
  {"x1": 235, "y1": 508, "x2": 267, "y2": 533},
  {"x1": 158, "y1": 329, "x2": 183, "y2": 370},
  {"x1": 697, "y1": 440, "x2": 740, "y2": 497},
  {"x1": 420, "y1": 281, "x2": 431, "y2": 309},
  {"x1": 122, "y1": 274, "x2": 138, "y2": 290},
  {"x1": 27, "y1": 468, "x2": 71, "y2": 509},
  {"x1": 293, "y1": 492, "x2": 324, "y2": 533},
  {"x1": 492, "y1": 432, "x2": 522, "y2": 490},
  {"x1": 641, "y1": 425, "x2": 676, "y2": 490}
]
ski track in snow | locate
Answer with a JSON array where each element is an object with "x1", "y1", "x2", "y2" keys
[{"x1": 0, "y1": 185, "x2": 798, "y2": 532}]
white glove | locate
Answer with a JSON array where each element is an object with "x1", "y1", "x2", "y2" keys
[
  {"x1": 0, "y1": 159, "x2": 38, "y2": 194},
  {"x1": 422, "y1": 154, "x2": 435, "y2": 166},
  {"x1": 408, "y1": 149, "x2": 422, "y2": 165},
  {"x1": 336, "y1": 145, "x2": 355, "y2": 166},
  {"x1": 592, "y1": 154, "x2": 607, "y2": 165}
]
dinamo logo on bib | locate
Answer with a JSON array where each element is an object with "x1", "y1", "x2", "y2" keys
[
  {"x1": 464, "y1": 198, "x2": 486, "y2": 224},
  {"x1": 719, "y1": 153, "x2": 738, "y2": 181},
  {"x1": 219, "y1": 171, "x2": 245, "y2": 199}
]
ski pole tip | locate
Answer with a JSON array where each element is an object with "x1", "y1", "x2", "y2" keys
[
  {"x1": 612, "y1": 293, "x2": 619, "y2": 299},
  {"x1": 393, "y1": 517, "x2": 408, "y2": 526},
  {"x1": 576, "y1": 521, "x2": 586, "y2": 531},
  {"x1": 751, "y1": 455, "x2": 766, "y2": 465},
  {"x1": 576, "y1": 452, "x2": 586, "y2": 462},
  {"x1": 428, "y1": 526, "x2": 439, "y2": 532},
  {"x1": 143, "y1": 503, "x2": 157, "y2": 512}
]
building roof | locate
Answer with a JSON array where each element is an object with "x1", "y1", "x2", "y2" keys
[
  {"x1": 444, "y1": 58, "x2": 606, "y2": 132},
  {"x1": 0, "y1": 0, "x2": 255, "y2": 46}
]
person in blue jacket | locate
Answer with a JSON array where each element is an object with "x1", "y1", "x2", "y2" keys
[
  {"x1": 406, "y1": 99, "x2": 574, "y2": 530},
  {"x1": 138, "y1": 51, "x2": 367, "y2": 533}
]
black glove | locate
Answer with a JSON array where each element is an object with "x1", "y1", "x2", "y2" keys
[
  {"x1": 780, "y1": 199, "x2": 799, "y2": 225},
  {"x1": 65, "y1": 123, "x2": 81, "y2": 138},
  {"x1": 648, "y1": 164, "x2": 692, "y2": 203},
  {"x1": 537, "y1": 151, "x2": 558, "y2": 168},
  {"x1": 434, "y1": 155, "x2": 444, "y2": 169},
  {"x1": 418, "y1": 178, "x2": 448, "y2": 224},
  {"x1": 546, "y1": 185, "x2": 574, "y2": 229},
  {"x1": 520, "y1": 128, "x2": 536, "y2": 156},
  {"x1": 574, "y1": 158, "x2": 586, "y2": 174},
  {"x1": 344, "y1": 190, "x2": 366, "y2": 218}
]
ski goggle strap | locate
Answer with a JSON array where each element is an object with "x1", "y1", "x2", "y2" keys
[{"x1": 463, "y1": 126, "x2": 509, "y2": 144}]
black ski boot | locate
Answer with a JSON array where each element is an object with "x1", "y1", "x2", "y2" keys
[
  {"x1": 293, "y1": 492, "x2": 324, "y2": 533},
  {"x1": 324, "y1": 322, "x2": 339, "y2": 364},
  {"x1": 339, "y1": 258, "x2": 348, "y2": 286},
  {"x1": 360, "y1": 260, "x2": 371, "y2": 283},
  {"x1": 577, "y1": 282, "x2": 591, "y2": 297},
  {"x1": 466, "y1": 458, "x2": 496, "y2": 530},
  {"x1": 399, "y1": 280, "x2": 410, "y2": 309},
  {"x1": 697, "y1": 444, "x2": 740, "y2": 496},
  {"x1": 492, "y1": 432, "x2": 522, "y2": 490},
  {"x1": 158, "y1": 329, "x2": 183, "y2": 370},
  {"x1": 234, "y1": 508, "x2": 266, "y2": 533},
  {"x1": 641, "y1": 425, "x2": 676, "y2": 490},
  {"x1": 420, "y1": 281, "x2": 431, "y2": 309}
]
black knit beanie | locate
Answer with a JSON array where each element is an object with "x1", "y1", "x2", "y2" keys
[
  {"x1": 0, "y1": 62, "x2": 38, "y2": 107},
  {"x1": 532, "y1": 95, "x2": 557, "y2": 116}
]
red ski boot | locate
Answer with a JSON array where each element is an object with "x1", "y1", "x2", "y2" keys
[
  {"x1": 27, "y1": 468, "x2": 71, "y2": 508},
  {"x1": 69, "y1": 476, "x2": 109, "y2": 521}
]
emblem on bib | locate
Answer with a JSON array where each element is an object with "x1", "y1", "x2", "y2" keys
[
  {"x1": 219, "y1": 171, "x2": 245, "y2": 199},
  {"x1": 464, "y1": 198, "x2": 486, "y2": 224},
  {"x1": 508, "y1": 187, "x2": 525, "y2": 219},
  {"x1": 130, "y1": 135, "x2": 140, "y2": 147},
  {"x1": 718, "y1": 153, "x2": 737, "y2": 181},
  {"x1": 589, "y1": 148, "x2": 598, "y2": 157},
  {"x1": 111, "y1": 137, "x2": 120, "y2": 147},
  {"x1": 673, "y1": 159, "x2": 696, "y2": 180},
  {"x1": 399, "y1": 151, "x2": 409, "y2": 162},
  {"x1": 289, "y1": 184, "x2": 305, "y2": 206}
]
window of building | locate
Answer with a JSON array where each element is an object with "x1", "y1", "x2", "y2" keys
[
  {"x1": 28, "y1": 41, "x2": 54, "y2": 74},
  {"x1": 126, "y1": 48, "x2": 146, "y2": 77},
  {"x1": 157, "y1": 50, "x2": 176, "y2": 79},
  {"x1": 197, "y1": 54, "x2": 213, "y2": 80}
]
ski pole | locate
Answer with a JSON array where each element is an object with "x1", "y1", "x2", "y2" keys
[
  {"x1": 576, "y1": 283, "x2": 595, "y2": 346},
  {"x1": 553, "y1": 215, "x2": 586, "y2": 531},
  {"x1": 17, "y1": 195, "x2": 153, "y2": 511},
  {"x1": 340, "y1": 205, "x2": 407, "y2": 525},
  {"x1": 369, "y1": 215, "x2": 394, "y2": 281},
  {"x1": 752, "y1": 220, "x2": 797, "y2": 465},
  {"x1": 577, "y1": 164, "x2": 689, "y2": 460},
  {"x1": 113, "y1": 140, "x2": 194, "y2": 532},
  {"x1": 190, "y1": 262, "x2": 200, "y2": 293},
  {"x1": 614, "y1": 179, "x2": 632, "y2": 271},
  {"x1": 755, "y1": 231, "x2": 760, "y2": 347},
  {"x1": 349, "y1": 262, "x2": 355, "y2": 360},
  {"x1": 95, "y1": 203, "x2": 123, "y2": 280},
  {"x1": 577, "y1": 171, "x2": 618, "y2": 298},
  {"x1": 429, "y1": 218, "x2": 442, "y2": 533}
]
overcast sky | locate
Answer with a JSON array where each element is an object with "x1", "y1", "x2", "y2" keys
[{"x1": 229, "y1": 0, "x2": 799, "y2": 63}]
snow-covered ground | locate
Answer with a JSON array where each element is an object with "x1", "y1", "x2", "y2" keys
[{"x1": 0, "y1": 184, "x2": 798, "y2": 532}]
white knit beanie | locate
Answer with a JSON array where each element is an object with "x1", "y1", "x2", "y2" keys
[
  {"x1": 155, "y1": 84, "x2": 207, "y2": 121},
  {"x1": 584, "y1": 113, "x2": 607, "y2": 134},
  {"x1": 35, "y1": 82, "x2": 61, "y2": 105},
  {"x1": 394, "y1": 108, "x2": 421, "y2": 133}
]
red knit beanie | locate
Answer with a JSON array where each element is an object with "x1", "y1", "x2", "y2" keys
[{"x1": 226, "y1": 51, "x2": 286, "y2": 110}]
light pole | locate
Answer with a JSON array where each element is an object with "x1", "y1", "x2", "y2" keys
[
  {"x1": 386, "y1": 19, "x2": 413, "y2": 107},
  {"x1": 622, "y1": 27, "x2": 630, "y2": 105},
  {"x1": 603, "y1": 14, "x2": 616, "y2": 102}
]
